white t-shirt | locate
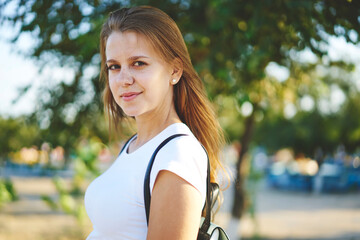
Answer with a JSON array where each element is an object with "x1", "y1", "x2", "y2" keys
[{"x1": 84, "y1": 123, "x2": 207, "y2": 240}]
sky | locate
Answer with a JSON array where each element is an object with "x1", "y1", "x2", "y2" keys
[
  {"x1": 0, "y1": 39, "x2": 39, "y2": 117},
  {"x1": 0, "y1": 24, "x2": 76, "y2": 118},
  {"x1": 1, "y1": 23, "x2": 360, "y2": 118}
]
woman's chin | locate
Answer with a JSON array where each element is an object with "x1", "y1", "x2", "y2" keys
[{"x1": 122, "y1": 109, "x2": 140, "y2": 118}]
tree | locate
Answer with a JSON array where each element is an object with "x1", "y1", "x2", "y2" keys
[
  {"x1": 1, "y1": 0, "x2": 360, "y2": 238},
  {"x1": 185, "y1": 2, "x2": 360, "y2": 232},
  {"x1": 251, "y1": 58, "x2": 359, "y2": 156},
  {"x1": 0, "y1": 116, "x2": 41, "y2": 162}
]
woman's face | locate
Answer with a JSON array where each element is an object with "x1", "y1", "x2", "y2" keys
[{"x1": 105, "y1": 31, "x2": 176, "y2": 120}]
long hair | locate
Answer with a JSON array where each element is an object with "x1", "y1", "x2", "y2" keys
[{"x1": 100, "y1": 6, "x2": 225, "y2": 183}]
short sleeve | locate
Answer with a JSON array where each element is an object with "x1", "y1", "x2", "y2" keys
[{"x1": 149, "y1": 136, "x2": 208, "y2": 203}]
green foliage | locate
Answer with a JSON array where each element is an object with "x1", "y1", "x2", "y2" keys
[
  {"x1": 0, "y1": 183, "x2": 11, "y2": 207},
  {"x1": 252, "y1": 57, "x2": 360, "y2": 156},
  {"x1": 338, "y1": 95, "x2": 360, "y2": 152},
  {"x1": 41, "y1": 137, "x2": 104, "y2": 224},
  {"x1": 0, "y1": 178, "x2": 18, "y2": 208},
  {"x1": 41, "y1": 195, "x2": 58, "y2": 210},
  {"x1": 1, "y1": 0, "x2": 360, "y2": 154},
  {"x1": 0, "y1": 116, "x2": 41, "y2": 161},
  {"x1": 3, "y1": 178, "x2": 18, "y2": 201},
  {"x1": 254, "y1": 111, "x2": 337, "y2": 156}
]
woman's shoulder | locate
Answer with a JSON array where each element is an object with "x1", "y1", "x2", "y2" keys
[
  {"x1": 149, "y1": 123, "x2": 208, "y2": 199},
  {"x1": 157, "y1": 138, "x2": 207, "y2": 171},
  {"x1": 158, "y1": 123, "x2": 207, "y2": 159}
]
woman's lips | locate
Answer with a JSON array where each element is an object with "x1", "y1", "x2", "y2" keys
[{"x1": 120, "y1": 92, "x2": 141, "y2": 101}]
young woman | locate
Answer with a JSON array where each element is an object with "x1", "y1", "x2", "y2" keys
[{"x1": 84, "y1": 6, "x2": 225, "y2": 240}]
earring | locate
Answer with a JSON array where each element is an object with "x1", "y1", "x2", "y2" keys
[{"x1": 171, "y1": 79, "x2": 177, "y2": 84}]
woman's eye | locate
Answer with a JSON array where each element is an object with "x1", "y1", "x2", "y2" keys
[
  {"x1": 107, "y1": 64, "x2": 120, "y2": 71},
  {"x1": 134, "y1": 61, "x2": 146, "y2": 67}
]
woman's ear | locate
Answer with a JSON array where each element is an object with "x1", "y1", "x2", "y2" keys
[{"x1": 171, "y1": 58, "x2": 183, "y2": 83}]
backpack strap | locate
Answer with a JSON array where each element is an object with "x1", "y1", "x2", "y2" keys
[
  {"x1": 143, "y1": 133, "x2": 188, "y2": 224},
  {"x1": 142, "y1": 134, "x2": 227, "y2": 239},
  {"x1": 118, "y1": 134, "x2": 136, "y2": 156},
  {"x1": 124, "y1": 133, "x2": 220, "y2": 237}
]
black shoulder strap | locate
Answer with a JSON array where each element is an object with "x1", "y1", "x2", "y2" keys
[
  {"x1": 143, "y1": 133, "x2": 188, "y2": 224},
  {"x1": 143, "y1": 133, "x2": 213, "y2": 234},
  {"x1": 199, "y1": 146, "x2": 211, "y2": 233},
  {"x1": 118, "y1": 134, "x2": 136, "y2": 156}
]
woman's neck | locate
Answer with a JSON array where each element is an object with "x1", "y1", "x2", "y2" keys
[{"x1": 128, "y1": 107, "x2": 182, "y2": 153}]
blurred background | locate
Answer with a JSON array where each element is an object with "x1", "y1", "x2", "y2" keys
[{"x1": 0, "y1": 0, "x2": 359, "y2": 239}]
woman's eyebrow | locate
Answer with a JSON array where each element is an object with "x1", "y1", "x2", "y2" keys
[
  {"x1": 106, "y1": 59, "x2": 118, "y2": 64},
  {"x1": 106, "y1": 56, "x2": 149, "y2": 64},
  {"x1": 128, "y1": 55, "x2": 149, "y2": 61}
]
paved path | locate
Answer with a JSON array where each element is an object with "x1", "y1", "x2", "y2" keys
[
  {"x1": 1, "y1": 177, "x2": 359, "y2": 240},
  {"x1": 0, "y1": 177, "x2": 91, "y2": 240},
  {"x1": 217, "y1": 181, "x2": 360, "y2": 239}
]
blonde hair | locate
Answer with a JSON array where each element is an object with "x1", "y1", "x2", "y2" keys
[{"x1": 100, "y1": 6, "x2": 225, "y2": 183}]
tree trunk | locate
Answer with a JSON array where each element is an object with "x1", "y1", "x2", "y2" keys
[{"x1": 231, "y1": 110, "x2": 256, "y2": 218}]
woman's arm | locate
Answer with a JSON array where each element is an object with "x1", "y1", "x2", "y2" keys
[{"x1": 147, "y1": 170, "x2": 203, "y2": 240}]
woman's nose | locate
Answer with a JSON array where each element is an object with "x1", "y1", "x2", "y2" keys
[{"x1": 116, "y1": 68, "x2": 134, "y2": 85}]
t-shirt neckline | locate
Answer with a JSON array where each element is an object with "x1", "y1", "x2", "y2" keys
[{"x1": 124, "y1": 122, "x2": 187, "y2": 156}]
